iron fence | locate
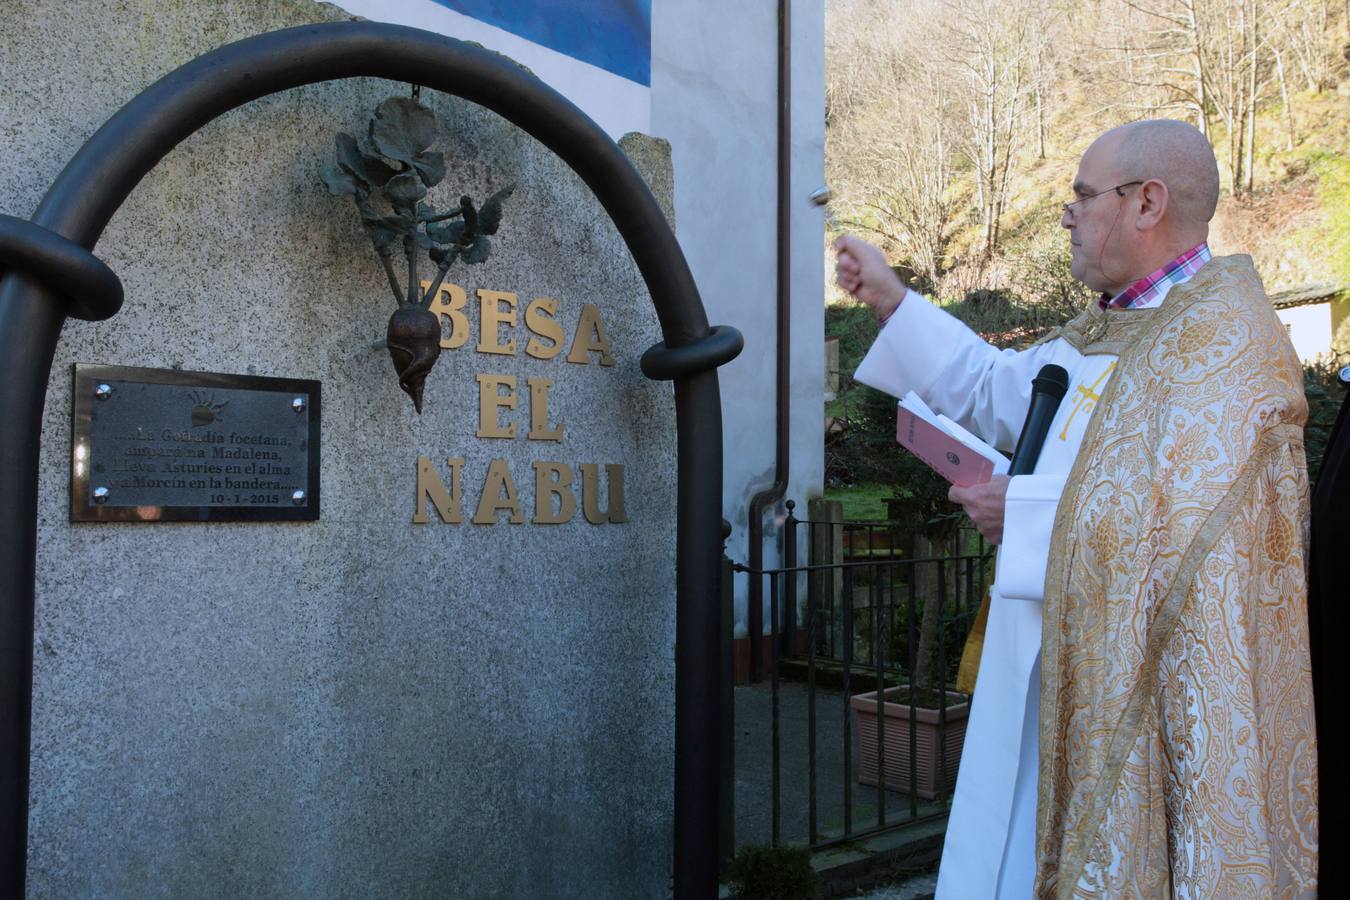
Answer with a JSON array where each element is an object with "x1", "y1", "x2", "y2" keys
[{"x1": 725, "y1": 502, "x2": 994, "y2": 854}]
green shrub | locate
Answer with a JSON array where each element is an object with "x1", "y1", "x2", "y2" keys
[
  {"x1": 724, "y1": 844, "x2": 819, "y2": 900},
  {"x1": 1305, "y1": 353, "x2": 1349, "y2": 485},
  {"x1": 825, "y1": 302, "x2": 958, "y2": 535}
]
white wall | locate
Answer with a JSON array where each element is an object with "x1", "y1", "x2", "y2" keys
[
  {"x1": 1277, "y1": 304, "x2": 1332, "y2": 363},
  {"x1": 651, "y1": 0, "x2": 826, "y2": 632}
]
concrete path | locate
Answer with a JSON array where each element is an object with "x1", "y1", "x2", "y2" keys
[
  {"x1": 733, "y1": 680, "x2": 928, "y2": 848},
  {"x1": 846, "y1": 873, "x2": 937, "y2": 898}
]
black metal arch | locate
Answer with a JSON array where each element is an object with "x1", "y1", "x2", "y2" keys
[
  {"x1": 0, "y1": 214, "x2": 124, "y2": 321},
  {"x1": 0, "y1": 21, "x2": 740, "y2": 898}
]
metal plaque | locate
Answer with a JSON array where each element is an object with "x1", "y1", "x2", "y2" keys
[{"x1": 71, "y1": 364, "x2": 320, "y2": 522}]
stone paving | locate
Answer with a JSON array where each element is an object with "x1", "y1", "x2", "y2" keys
[
  {"x1": 845, "y1": 873, "x2": 937, "y2": 899},
  {"x1": 733, "y1": 679, "x2": 934, "y2": 848},
  {"x1": 729, "y1": 679, "x2": 952, "y2": 897}
]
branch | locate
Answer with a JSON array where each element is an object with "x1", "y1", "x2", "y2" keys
[
  {"x1": 1119, "y1": 0, "x2": 1190, "y2": 28},
  {"x1": 418, "y1": 208, "x2": 466, "y2": 224},
  {"x1": 375, "y1": 245, "x2": 404, "y2": 309},
  {"x1": 420, "y1": 248, "x2": 462, "y2": 307},
  {"x1": 404, "y1": 234, "x2": 418, "y2": 307}
]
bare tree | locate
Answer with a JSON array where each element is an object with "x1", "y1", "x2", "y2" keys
[
  {"x1": 1100, "y1": 0, "x2": 1276, "y2": 196},
  {"x1": 941, "y1": 0, "x2": 1039, "y2": 257},
  {"x1": 1266, "y1": 0, "x2": 1335, "y2": 154},
  {"x1": 826, "y1": 0, "x2": 960, "y2": 285}
]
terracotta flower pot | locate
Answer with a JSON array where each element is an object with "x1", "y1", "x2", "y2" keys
[{"x1": 850, "y1": 685, "x2": 969, "y2": 800}]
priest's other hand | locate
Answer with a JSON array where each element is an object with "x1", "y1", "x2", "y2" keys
[
  {"x1": 948, "y1": 475, "x2": 1009, "y2": 545},
  {"x1": 833, "y1": 235, "x2": 905, "y2": 320}
]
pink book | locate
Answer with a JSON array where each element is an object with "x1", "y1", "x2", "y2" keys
[{"x1": 895, "y1": 404, "x2": 998, "y2": 487}]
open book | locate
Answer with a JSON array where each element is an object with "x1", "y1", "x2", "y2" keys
[{"x1": 895, "y1": 392, "x2": 1009, "y2": 487}]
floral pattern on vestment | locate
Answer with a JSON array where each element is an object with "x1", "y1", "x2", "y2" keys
[{"x1": 1032, "y1": 255, "x2": 1318, "y2": 899}]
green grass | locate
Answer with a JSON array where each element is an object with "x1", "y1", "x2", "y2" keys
[
  {"x1": 1312, "y1": 152, "x2": 1350, "y2": 283},
  {"x1": 822, "y1": 482, "x2": 903, "y2": 520}
]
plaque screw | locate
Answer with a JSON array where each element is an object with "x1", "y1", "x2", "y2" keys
[
  {"x1": 92, "y1": 486, "x2": 110, "y2": 504},
  {"x1": 292, "y1": 397, "x2": 306, "y2": 413},
  {"x1": 291, "y1": 490, "x2": 306, "y2": 505},
  {"x1": 1340, "y1": 365, "x2": 1350, "y2": 385},
  {"x1": 95, "y1": 383, "x2": 112, "y2": 400}
]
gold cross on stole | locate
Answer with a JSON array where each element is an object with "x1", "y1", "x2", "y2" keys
[{"x1": 1058, "y1": 362, "x2": 1117, "y2": 440}]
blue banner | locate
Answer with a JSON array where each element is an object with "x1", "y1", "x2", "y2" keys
[{"x1": 433, "y1": 0, "x2": 651, "y2": 87}]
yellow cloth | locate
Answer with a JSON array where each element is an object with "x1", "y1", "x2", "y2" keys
[
  {"x1": 955, "y1": 589, "x2": 990, "y2": 695},
  {"x1": 1032, "y1": 256, "x2": 1318, "y2": 897}
]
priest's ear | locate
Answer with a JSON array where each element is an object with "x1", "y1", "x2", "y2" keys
[{"x1": 1134, "y1": 178, "x2": 1169, "y2": 232}]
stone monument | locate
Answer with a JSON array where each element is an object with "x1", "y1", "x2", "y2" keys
[{"x1": 1, "y1": 1, "x2": 686, "y2": 895}]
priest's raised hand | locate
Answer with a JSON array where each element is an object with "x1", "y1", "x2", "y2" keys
[{"x1": 833, "y1": 234, "x2": 905, "y2": 321}]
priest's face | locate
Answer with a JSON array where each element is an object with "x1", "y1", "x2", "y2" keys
[{"x1": 1061, "y1": 134, "x2": 1139, "y2": 296}]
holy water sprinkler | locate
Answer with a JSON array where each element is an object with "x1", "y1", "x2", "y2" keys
[{"x1": 809, "y1": 185, "x2": 840, "y2": 231}]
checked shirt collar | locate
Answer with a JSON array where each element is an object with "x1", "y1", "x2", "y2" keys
[{"x1": 1100, "y1": 242, "x2": 1211, "y2": 310}]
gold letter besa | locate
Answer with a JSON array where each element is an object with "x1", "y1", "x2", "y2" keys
[
  {"x1": 477, "y1": 289, "x2": 518, "y2": 355},
  {"x1": 424, "y1": 281, "x2": 470, "y2": 350},
  {"x1": 525, "y1": 297, "x2": 565, "y2": 360},
  {"x1": 567, "y1": 303, "x2": 614, "y2": 366}
]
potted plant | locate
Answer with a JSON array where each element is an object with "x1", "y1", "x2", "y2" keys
[
  {"x1": 850, "y1": 682, "x2": 969, "y2": 800},
  {"x1": 850, "y1": 465, "x2": 970, "y2": 801}
]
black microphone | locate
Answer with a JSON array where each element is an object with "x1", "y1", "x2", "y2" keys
[{"x1": 1008, "y1": 364, "x2": 1070, "y2": 476}]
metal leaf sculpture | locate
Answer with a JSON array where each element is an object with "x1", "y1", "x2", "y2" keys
[{"x1": 320, "y1": 95, "x2": 514, "y2": 413}]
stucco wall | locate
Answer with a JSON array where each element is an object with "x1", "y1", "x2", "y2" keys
[
  {"x1": 651, "y1": 0, "x2": 826, "y2": 631},
  {"x1": 1278, "y1": 303, "x2": 1333, "y2": 362}
]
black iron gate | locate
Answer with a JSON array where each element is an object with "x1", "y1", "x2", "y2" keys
[{"x1": 726, "y1": 504, "x2": 992, "y2": 853}]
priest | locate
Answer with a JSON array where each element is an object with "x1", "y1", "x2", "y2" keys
[{"x1": 836, "y1": 119, "x2": 1317, "y2": 897}]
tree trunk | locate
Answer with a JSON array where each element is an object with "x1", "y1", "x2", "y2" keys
[
  {"x1": 1274, "y1": 46, "x2": 1295, "y2": 151},
  {"x1": 1229, "y1": 4, "x2": 1247, "y2": 197},
  {"x1": 1035, "y1": 85, "x2": 1045, "y2": 159},
  {"x1": 1244, "y1": 0, "x2": 1258, "y2": 195},
  {"x1": 1184, "y1": 0, "x2": 1211, "y2": 137},
  {"x1": 911, "y1": 533, "x2": 949, "y2": 693}
]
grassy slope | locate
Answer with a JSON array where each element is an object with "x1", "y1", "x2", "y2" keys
[{"x1": 987, "y1": 83, "x2": 1350, "y2": 294}]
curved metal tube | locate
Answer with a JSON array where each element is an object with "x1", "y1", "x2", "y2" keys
[
  {"x1": 641, "y1": 324, "x2": 744, "y2": 381},
  {"x1": 0, "y1": 214, "x2": 123, "y2": 320},
  {"x1": 0, "y1": 21, "x2": 738, "y2": 897}
]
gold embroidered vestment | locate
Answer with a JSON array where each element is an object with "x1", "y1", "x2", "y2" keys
[{"x1": 1033, "y1": 256, "x2": 1318, "y2": 897}]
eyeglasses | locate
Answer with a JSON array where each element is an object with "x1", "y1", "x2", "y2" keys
[{"x1": 1061, "y1": 181, "x2": 1142, "y2": 218}]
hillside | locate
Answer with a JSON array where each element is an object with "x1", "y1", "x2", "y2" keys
[{"x1": 824, "y1": 0, "x2": 1350, "y2": 306}]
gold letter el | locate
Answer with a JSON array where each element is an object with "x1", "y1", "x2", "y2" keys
[
  {"x1": 527, "y1": 377, "x2": 564, "y2": 442},
  {"x1": 476, "y1": 373, "x2": 518, "y2": 439}
]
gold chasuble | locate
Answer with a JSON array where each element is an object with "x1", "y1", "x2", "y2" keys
[{"x1": 1031, "y1": 256, "x2": 1318, "y2": 897}]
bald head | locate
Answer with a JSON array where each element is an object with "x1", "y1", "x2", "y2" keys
[
  {"x1": 1100, "y1": 119, "x2": 1220, "y2": 231},
  {"x1": 1064, "y1": 119, "x2": 1220, "y2": 293}
]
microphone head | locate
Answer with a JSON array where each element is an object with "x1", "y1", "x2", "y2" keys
[{"x1": 1032, "y1": 363, "x2": 1070, "y2": 400}]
